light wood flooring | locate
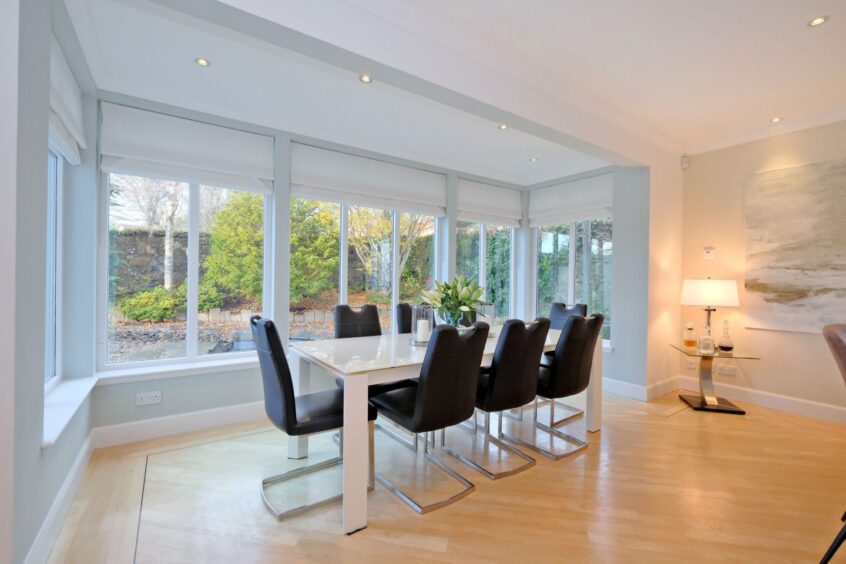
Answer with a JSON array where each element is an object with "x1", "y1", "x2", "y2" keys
[{"x1": 48, "y1": 393, "x2": 846, "y2": 563}]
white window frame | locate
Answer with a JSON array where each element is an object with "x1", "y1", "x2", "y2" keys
[
  {"x1": 96, "y1": 172, "x2": 271, "y2": 371},
  {"x1": 45, "y1": 150, "x2": 63, "y2": 389},
  {"x1": 289, "y1": 199, "x2": 440, "y2": 341},
  {"x1": 457, "y1": 221, "x2": 516, "y2": 319},
  {"x1": 534, "y1": 218, "x2": 613, "y2": 343}
]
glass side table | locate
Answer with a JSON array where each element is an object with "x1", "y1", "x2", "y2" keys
[{"x1": 670, "y1": 344, "x2": 761, "y2": 415}]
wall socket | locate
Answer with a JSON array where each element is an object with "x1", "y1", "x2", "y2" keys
[
  {"x1": 685, "y1": 359, "x2": 697, "y2": 370},
  {"x1": 136, "y1": 391, "x2": 162, "y2": 406}
]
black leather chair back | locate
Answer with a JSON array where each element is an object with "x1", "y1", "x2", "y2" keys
[
  {"x1": 251, "y1": 316, "x2": 297, "y2": 434},
  {"x1": 823, "y1": 324, "x2": 846, "y2": 386},
  {"x1": 334, "y1": 304, "x2": 382, "y2": 339},
  {"x1": 413, "y1": 322, "x2": 489, "y2": 432},
  {"x1": 544, "y1": 314, "x2": 604, "y2": 398},
  {"x1": 549, "y1": 303, "x2": 587, "y2": 330},
  {"x1": 396, "y1": 303, "x2": 412, "y2": 334},
  {"x1": 481, "y1": 318, "x2": 551, "y2": 412}
]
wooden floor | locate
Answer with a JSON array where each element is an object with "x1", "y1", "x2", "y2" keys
[{"x1": 49, "y1": 393, "x2": 846, "y2": 563}]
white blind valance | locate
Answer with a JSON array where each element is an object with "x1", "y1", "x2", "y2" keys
[
  {"x1": 100, "y1": 103, "x2": 275, "y2": 193},
  {"x1": 49, "y1": 38, "x2": 87, "y2": 165},
  {"x1": 456, "y1": 179, "x2": 522, "y2": 227},
  {"x1": 290, "y1": 143, "x2": 446, "y2": 216},
  {"x1": 529, "y1": 173, "x2": 613, "y2": 227}
]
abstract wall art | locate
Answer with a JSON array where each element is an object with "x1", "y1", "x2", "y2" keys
[{"x1": 744, "y1": 158, "x2": 846, "y2": 333}]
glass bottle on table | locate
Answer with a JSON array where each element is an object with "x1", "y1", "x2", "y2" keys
[
  {"x1": 697, "y1": 326, "x2": 715, "y2": 355},
  {"x1": 718, "y1": 320, "x2": 734, "y2": 353},
  {"x1": 683, "y1": 322, "x2": 696, "y2": 349}
]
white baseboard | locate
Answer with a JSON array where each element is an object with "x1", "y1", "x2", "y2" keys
[
  {"x1": 646, "y1": 375, "x2": 683, "y2": 400},
  {"x1": 675, "y1": 375, "x2": 846, "y2": 425},
  {"x1": 602, "y1": 377, "x2": 648, "y2": 401},
  {"x1": 24, "y1": 437, "x2": 93, "y2": 564},
  {"x1": 91, "y1": 401, "x2": 265, "y2": 449}
]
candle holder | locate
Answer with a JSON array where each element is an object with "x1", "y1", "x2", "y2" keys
[{"x1": 411, "y1": 304, "x2": 434, "y2": 347}]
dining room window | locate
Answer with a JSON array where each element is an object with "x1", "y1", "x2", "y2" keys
[
  {"x1": 348, "y1": 205, "x2": 393, "y2": 333},
  {"x1": 290, "y1": 198, "x2": 438, "y2": 340},
  {"x1": 536, "y1": 218, "x2": 612, "y2": 339},
  {"x1": 289, "y1": 198, "x2": 341, "y2": 341},
  {"x1": 105, "y1": 173, "x2": 267, "y2": 365},
  {"x1": 398, "y1": 212, "x2": 436, "y2": 305},
  {"x1": 456, "y1": 221, "x2": 514, "y2": 320},
  {"x1": 44, "y1": 151, "x2": 62, "y2": 385}
]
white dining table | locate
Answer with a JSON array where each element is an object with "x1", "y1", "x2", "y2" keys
[{"x1": 287, "y1": 328, "x2": 603, "y2": 534}]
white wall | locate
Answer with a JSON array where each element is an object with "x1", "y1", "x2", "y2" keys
[
  {"x1": 0, "y1": 0, "x2": 21, "y2": 561},
  {"x1": 682, "y1": 121, "x2": 846, "y2": 410}
]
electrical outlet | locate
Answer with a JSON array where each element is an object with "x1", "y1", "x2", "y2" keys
[
  {"x1": 716, "y1": 365, "x2": 737, "y2": 377},
  {"x1": 686, "y1": 359, "x2": 697, "y2": 370},
  {"x1": 136, "y1": 391, "x2": 162, "y2": 406}
]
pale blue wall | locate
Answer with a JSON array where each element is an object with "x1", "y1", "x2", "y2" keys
[
  {"x1": 11, "y1": 1, "x2": 95, "y2": 562},
  {"x1": 604, "y1": 167, "x2": 651, "y2": 387}
]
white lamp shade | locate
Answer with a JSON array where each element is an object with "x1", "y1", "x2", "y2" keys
[{"x1": 681, "y1": 279, "x2": 739, "y2": 307}]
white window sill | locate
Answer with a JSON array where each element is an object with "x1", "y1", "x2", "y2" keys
[
  {"x1": 42, "y1": 356, "x2": 259, "y2": 448},
  {"x1": 95, "y1": 356, "x2": 259, "y2": 386},
  {"x1": 43, "y1": 376, "x2": 98, "y2": 448}
]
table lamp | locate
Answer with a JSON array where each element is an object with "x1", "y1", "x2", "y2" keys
[{"x1": 680, "y1": 278, "x2": 739, "y2": 332}]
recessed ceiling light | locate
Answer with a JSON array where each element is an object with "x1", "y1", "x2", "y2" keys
[
  {"x1": 807, "y1": 15, "x2": 829, "y2": 27},
  {"x1": 498, "y1": 123, "x2": 508, "y2": 131},
  {"x1": 359, "y1": 74, "x2": 373, "y2": 84},
  {"x1": 770, "y1": 116, "x2": 782, "y2": 124},
  {"x1": 195, "y1": 57, "x2": 210, "y2": 67},
  {"x1": 529, "y1": 156, "x2": 538, "y2": 163}
]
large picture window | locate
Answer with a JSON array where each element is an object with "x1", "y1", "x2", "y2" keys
[
  {"x1": 456, "y1": 220, "x2": 513, "y2": 321},
  {"x1": 105, "y1": 173, "x2": 265, "y2": 365},
  {"x1": 289, "y1": 198, "x2": 341, "y2": 341},
  {"x1": 290, "y1": 199, "x2": 437, "y2": 340},
  {"x1": 536, "y1": 218, "x2": 612, "y2": 339},
  {"x1": 45, "y1": 151, "x2": 62, "y2": 384}
]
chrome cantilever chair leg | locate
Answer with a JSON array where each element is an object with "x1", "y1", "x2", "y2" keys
[
  {"x1": 501, "y1": 398, "x2": 587, "y2": 461},
  {"x1": 375, "y1": 429, "x2": 475, "y2": 514},
  {"x1": 535, "y1": 397, "x2": 584, "y2": 427},
  {"x1": 262, "y1": 421, "x2": 375, "y2": 520},
  {"x1": 440, "y1": 411, "x2": 536, "y2": 480}
]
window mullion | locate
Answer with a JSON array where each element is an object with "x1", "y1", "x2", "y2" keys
[
  {"x1": 568, "y1": 221, "x2": 577, "y2": 304},
  {"x1": 339, "y1": 204, "x2": 349, "y2": 305},
  {"x1": 391, "y1": 211, "x2": 400, "y2": 334},
  {"x1": 478, "y1": 223, "x2": 487, "y2": 299},
  {"x1": 186, "y1": 184, "x2": 200, "y2": 359}
]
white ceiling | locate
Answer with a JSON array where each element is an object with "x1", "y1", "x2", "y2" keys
[
  {"x1": 219, "y1": 0, "x2": 846, "y2": 154},
  {"x1": 63, "y1": 0, "x2": 610, "y2": 186}
]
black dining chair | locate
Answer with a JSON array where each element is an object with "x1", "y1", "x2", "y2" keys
[
  {"x1": 441, "y1": 318, "x2": 551, "y2": 480},
  {"x1": 540, "y1": 303, "x2": 589, "y2": 424},
  {"x1": 250, "y1": 316, "x2": 377, "y2": 520},
  {"x1": 333, "y1": 304, "x2": 382, "y2": 338},
  {"x1": 548, "y1": 303, "x2": 587, "y2": 330},
  {"x1": 821, "y1": 324, "x2": 846, "y2": 563},
  {"x1": 396, "y1": 303, "x2": 413, "y2": 334},
  {"x1": 503, "y1": 314, "x2": 604, "y2": 460},
  {"x1": 370, "y1": 322, "x2": 489, "y2": 513}
]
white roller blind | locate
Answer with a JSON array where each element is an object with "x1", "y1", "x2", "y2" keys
[
  {"x1": 529, "y1": 173, "x2": 613, "y2": 227},
  {"x1": 290, "y1": 143, "x2": 446, "y2": 215},
  {"x1": 456, "y1": 178, "x2": 522, "y2": 227},
  {"x1": 49, "y1": 37, "x2": 87, "y2": 165},
  {"x1": 100, "y1": 103, "x2": 275, "y2": 193}
]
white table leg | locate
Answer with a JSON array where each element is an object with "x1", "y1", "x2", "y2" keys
[
  {"x1": 287, "y1": 352, "x2": 311, "y2": 459},
  {"x1": 586, "y1": 340, "x2": 603, "y2": 433},
  {"x1": 342, "y1": 374, "x2": 369, "y2": 534}
]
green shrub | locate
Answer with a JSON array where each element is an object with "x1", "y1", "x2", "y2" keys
[
  {"x1": 198, "y1": 279, "x2": 224, "y2": 311},
  {"x1": 119, "y1": 286, "x2": 182, "y2": 322}
]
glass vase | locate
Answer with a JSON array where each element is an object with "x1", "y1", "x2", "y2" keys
[{"x1": 411, "y1": 304, "x2": 435, "y2": 346}]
